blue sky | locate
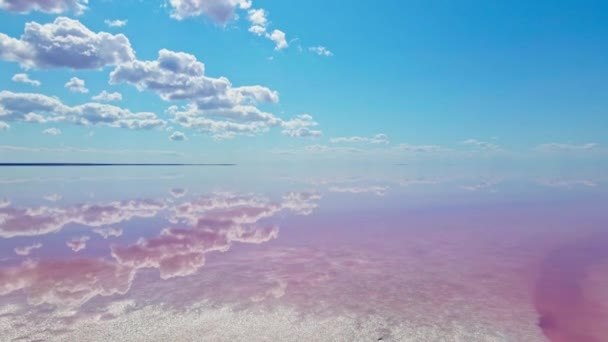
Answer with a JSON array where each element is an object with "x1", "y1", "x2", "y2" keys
[{"x1": 0, "y1": 0, "x2": 607, "y2": 164}]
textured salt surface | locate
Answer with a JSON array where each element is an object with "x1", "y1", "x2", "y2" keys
[{"x1": 0, "y1": 302, "x2": 545, "y2": 342}]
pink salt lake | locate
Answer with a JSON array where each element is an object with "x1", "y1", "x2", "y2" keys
[{"x1": 0, "y1": 166, "x2": 606, "y2": 341}]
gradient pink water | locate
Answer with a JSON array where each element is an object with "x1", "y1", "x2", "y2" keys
[{"x1": 0, "y1": 168, "x2": 606, "y2": 341}]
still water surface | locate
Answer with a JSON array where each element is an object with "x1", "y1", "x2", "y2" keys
[{"x1": 0, "y1": 166, "x2": 607, "y2": 341}]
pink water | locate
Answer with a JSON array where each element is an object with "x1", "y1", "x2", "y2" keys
[{"x1": 0, "y1": 167, "x2": 606, "y2": 341}]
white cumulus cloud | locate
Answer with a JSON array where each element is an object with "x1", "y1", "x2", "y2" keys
[
  {"x1": 65, "y1": 77, "x2": 88, "y2": 93},
  {"x1": 66, "y1": 235, "x2": 90, "y2": 252},
  {"x1": 11, "y1": 73, "x2": 41, "y2": 86},
  {"x1": 309, "y1": 46, "x2": 333, "y2": 57},
  {"x1": 14, "y1": 242, "x2": 43, "y2": 256},
  {"x1": 110, "y1": 49, "x2": 317, "y2": 139},
  {"x1": 0, "y1": 0, "x2": 87, "y2": 14},
  {"x1": 267, "y1": 29, "x2": 287, "y2": 50},
  {"x1": 43, "y1": 127, "x2": 62, "y2": 136},
  {"x1": 169, "y1": 131, "x2": 187, "y2": 141},
  {"x1": 0, "y1": 90, "x2": 166, "y2": 130},
  {"x1": 104, "y1": 19, "x2": 128, "y2": 27},
  {"x1": 0, "y1": 17, "x2": 135, "y2": 69},
  {"x1": 168, "y1": 0, "x2": 252, "y2": 23},
  {"x1": 91, "y1": 90, "x2": 122, "y2": 102}
]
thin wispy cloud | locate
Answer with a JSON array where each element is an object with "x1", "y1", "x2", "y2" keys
[
  {"x1": 398, "y1": 144, "x2": 445, "y2": 153},
  {"x1": 91, "y1": 91, "x2": 122, "y2": 102},
  {"x1": 309, "y1": 46, "x2": 333, "y2": 57},
  {"x1": 331, "y1": 133, "x2": 388, "y2": 144},
  {"x1": 536, "y1": 143, "x2": 598, "y2": 152},
  {"x1": 14, "y1": 243, "x2": 42, "y2": 256},
  {"x1": 329, "y1": 185, "x2": 389, "y2": 196},
  {"x1": 462, "y1": 139, "x2": 500, "y2": 151},
  {"x1": 0, "y1": 145, "x2": 186, "y2": 157},
  {"x1": 105, "y1": 19, "x2": 128, "y2": 27},
  {"x1": 539, "y1": 179, "x2": 598, "y2": 188},
  {"x1": 43, "y1": 193, "x2": 62, "y2": 202}
]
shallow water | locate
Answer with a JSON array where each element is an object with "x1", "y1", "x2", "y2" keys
[{"x1": 0, "y1": 166, "x2": 607, "y2": 341}]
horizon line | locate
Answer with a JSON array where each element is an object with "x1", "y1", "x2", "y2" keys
[{"x1": 0, "y1": 163, "x2": 236, "y2": 167}]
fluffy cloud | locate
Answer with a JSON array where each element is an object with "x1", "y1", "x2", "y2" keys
[
  {"x1": 0, "y1": 17, "x2": 134, "y2": 69},
  {"x1": 104, "y1": 19, "x2": 127, "y2": 27},
  {"x1": 114, "y1": 191, "x2": 318, "y2": 280},
  {"x1": 42, "y1": 127, "x2": 62, "y2": 136},
  {"x1": 309, "y1": 46, "x2": 333, "y2": 57},
  {"x1": 0, "y1": 122, "x2": 9, "y2": 130},
  {"x1": 169, "y1": 193, "x2": 281, "y2": 225},
  {"x1": 168, "y1": 191, "x2": 320, "y2": 226},
  {"x1": 280, "y1": 191, "x2": 321, "y2": 215},
  {"x1": 171, "y1": 115, "x2": 269, "y2": 140},
  {"x1": 167, "y1": 0, "x2": 297, "y2": 55},
  {"x1": 331, "y1": 133, "x2": 388, "y2": 144},
  {"x1": 0, "y1": 191, "x2": 321, "y2": 313},
  {"x1": 0, "y1": 258, "x2": 134, "y2": 309},
  {"x1": 11, "y1": 73, "x2": 41, "y2": 86},
  {"x1": 267, "y1": 29, "x2": 288, "y2": 50},
  {"x1": 0, "y1": 199, "x2": 166, "y2": 238},
  {"x1": 111, "y1": 49, "x2": 277, "y2": 104},
  {"x1": 110, "y1": 49, "x2": 318, "y2": 139},
  {"x1": 14, "y1": 242, "x2": 42, "y2": 256},
  {"x1": 66, "y1": 235, "x2": 90, "y2": 252},
  {"x1": 248, "y1": 25, "x2": 266, "y2": 36},
  {"x1": 245, "y1": 8, "x2": 268, "y2": 37},
  {"x1": 168, "y1": 0, "x2": 252, "y2": 23},
  {"x1": 169, "y1": 188, "x2": 187, "y2": 198},
  {"x1": 280, "y1": 114, "x2": 321, "y2": 138},
  {"x1": 169, "y1": 131, "x2": 187, "y2": 141},
  {"x1": 112, "y1": 221, "x2": 279, "y2": 280},
  {"x1": 243, "y1": 6, "x2": 289, "y2": 50},
  {"x1": 0, "y1": 91, "x2": 165, "y2": 130},
  {"x1": 171, "y1": 111, "x2": 322, "y2": 140},
  {"x1": 0, "y1": 0, "x2": 87, "y2": 14},
  {"x1": 64, "y1": 77, "x2": 88, "y2": 93},
  {"x1": 92, "y1": 227, "x2": 123, "y2": 239},
  {"x1": 91, "y1": 90, "x2": 122, "y2": 102},
  {"x1": 247, "y1": 8, "x2": 267, "y2": 26}
]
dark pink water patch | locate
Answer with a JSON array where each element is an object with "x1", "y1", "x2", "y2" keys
[{"x1": 535, "y1": 231, "x2": 608, "y2": 342}]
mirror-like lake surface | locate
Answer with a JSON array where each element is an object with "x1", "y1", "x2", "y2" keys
[{"x1": 0, "y1": 166, "x2": 607, "y2": 341}]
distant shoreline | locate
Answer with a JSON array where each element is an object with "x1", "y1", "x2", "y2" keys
[{"x1": 0, "y1": 163, "x2": 236, "y2": 167}]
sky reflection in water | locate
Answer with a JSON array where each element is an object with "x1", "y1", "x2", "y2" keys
[{"x1": 0, "y1": 166, "x2": 607, "y2": 341}]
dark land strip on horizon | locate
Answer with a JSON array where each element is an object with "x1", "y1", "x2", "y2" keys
[{"x1": 0, "y1": 163, "x2": 236, "y2": 167}]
